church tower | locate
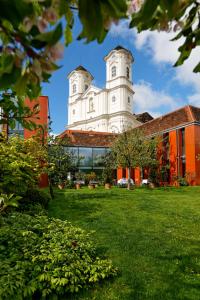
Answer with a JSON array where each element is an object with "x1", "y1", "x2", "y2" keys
[
  {"x1": 104, "y1": 46, "x2": 137, "y2": 132},
  {"x1": 67, "y1": 66, "x2": 93, "y2": 126}
]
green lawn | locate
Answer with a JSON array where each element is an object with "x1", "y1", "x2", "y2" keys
[{"x1": 48, "y1": 186, "x2": 200, "y2": 300}]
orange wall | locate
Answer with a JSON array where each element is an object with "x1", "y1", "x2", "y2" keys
[
  {"x1": 24, "y1": 96, "x2": 48, "y2": 141},
  {"x1": 185, "y1": 125, "x2": 200, "y2": 185},
  {"x1": 194, "y1": 126, "x2": 200, "y2": 185},
  {"x1": 169, "y1": 131, "x2": 177, "y2": 185},
  {"x1": 24, "y1": 96, "x2": 49, "y2": 188},
  {"x1": 185, "y1": 126, "x2": 196, "y2": 185}
]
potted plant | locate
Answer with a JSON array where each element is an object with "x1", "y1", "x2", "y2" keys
[
  {"x1": 58, "y1": 180, "x2": 65, "y2": 189},
  {"x1": 74, "y1": 172, "x2": 85, "y2": 189},
  {"x1": 87, "y1": 172, "x2": 97, "y2": 189}
]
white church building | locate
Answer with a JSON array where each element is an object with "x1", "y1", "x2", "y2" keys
[{"x1": 67, "y1": 46, "x2": 144, "y2": 133}]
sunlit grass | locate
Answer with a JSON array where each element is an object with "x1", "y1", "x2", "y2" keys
[{"x1": 48, "y1": 186, "x2": 200, "y2": 300}]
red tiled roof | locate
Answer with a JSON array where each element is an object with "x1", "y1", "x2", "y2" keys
[
  {"x1": 58, "y1": 130, "x2": 117, "y2": 147},
  {"x1": 137, "y1": 105, "x2": 200, "y2": 136}
]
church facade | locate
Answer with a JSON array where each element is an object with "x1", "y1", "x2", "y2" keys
[{"x1": 67, "y1": 46, "x2": 141, "y2": 133}]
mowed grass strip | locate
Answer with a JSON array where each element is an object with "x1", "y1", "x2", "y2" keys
[{"x1": 48, "y1": 186, "x2": 200, "y2": 300}]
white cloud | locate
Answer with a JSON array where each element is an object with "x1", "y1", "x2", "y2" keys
[
  {"x1": 110, "y1": 21, "x2": 200, "y2": 107},
  {"x1": 133, "y1": 81, "x2": 178, "y2": 116},
  {"x1": 188, "y1": 94, "x2": 200, "y2": 107}
]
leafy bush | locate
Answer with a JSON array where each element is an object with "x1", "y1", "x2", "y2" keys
[
  {"x1": 0, "y1": 213, "x2": 117, "y2": 299},
  {"x1": 0, "y1": 193, "x2": 21, "y2": 214},
  {"x1": 177, "y1": 177, "x2": 189, "y2": 186},
  {"x1": 19, "y1": 188, "x2": 51, "y2": 210},
  {"x1": 0, "y1": 136, "x2": 48, "y2": 195}
]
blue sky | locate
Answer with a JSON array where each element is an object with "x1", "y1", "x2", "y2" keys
[{"x1": 42, "y1": 17, "x2": 200, "y2": 134}]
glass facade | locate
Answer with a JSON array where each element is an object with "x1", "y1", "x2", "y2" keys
[
  {"x1": 65, "y1": 146, "x2": 109, "y2": 173},
  {"x1": 9, "y1": 121, "x2": 24, "y2": 137}
]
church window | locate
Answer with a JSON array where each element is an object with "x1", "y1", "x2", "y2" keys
[
  {"x1": 89, "y1": 97, "x2": 94, "y2": 112},
  {"x1": 85, "y1": 84, "x2": 88, "y2": 91},
  {"x1": 127, "y1": 67, "x2": 130, "y2": 79},
  {"x1": 128, "y1": 96, "x2": 131, "y2": 104},
  {"x1": 111, "y1": 66, "x2": 116, "y2": 78},
  {"x1": 72, "y1": 84, "x2": 76, "y2": 94},
  {"x1": 112, "y1": 96, "x2": 116, "y2": 103}
]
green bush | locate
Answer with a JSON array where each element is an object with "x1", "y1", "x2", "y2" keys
[
  {"x1": 0, "y1": 136, "x2": 48, "y2": 195},
  {"x1": 0, "y1": 213, "x2": 117, "y2": 299},
  {"x1": 19, "y1": 188, "x2": 51, "y2": 210},
  {"x1": 177, "y1": 177, "x2": 189, "y2": 186},
  {"x1": 65, "y1": 180, "x2": 75, "y2": 189}
]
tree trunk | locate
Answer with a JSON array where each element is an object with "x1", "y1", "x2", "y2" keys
[
  {"x1": 140, "y1": 167, "x2": 143, "y2": 185},
  {"x1": 49, "y1": 178, "x2": 54, "y2": 199},
  {"x1": 127, "y1": 167, "x2": 131, "y2": 190}
]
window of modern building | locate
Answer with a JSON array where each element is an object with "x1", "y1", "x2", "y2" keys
[
  {"x1": 181, "y1": 128, "x2": 185, "y2": 156},
  {"x1": 126, "y1": 67, "x2": 130, "y2": 79},
  {"x1": 79, "y1": 147, "x2": 93, "y2": 167},
  {"x1": 111, "y1": 66, "x2": 116, "y2": 78},
  {"x1": 72, "y1": 84, "x2": 76, "y2": 94},
  {"x1": 9, "y1": 121, "x2": 24, "y2": 137},
  {"x1": 163, "y1": 132, "x2": 169, "y2": 161},
  {"x1": 93, "y1": 148, "x2": 107, "y2": 167},
  {"x1": 180, "y1": 128, "x2": 186, "y2": 177}
]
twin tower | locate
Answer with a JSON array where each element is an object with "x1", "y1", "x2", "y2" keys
[{"x1": 67, "y1": 46, "x2": 140, "y2": 133}]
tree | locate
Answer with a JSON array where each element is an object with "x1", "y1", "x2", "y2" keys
[
  {"x1": 102, "y1": 151, "x2": 115, "y2": 185},
  {"x1": 47, "y1": 135, "x2": 76, "y2": 187},
  {"x1": 129, "y1": 0, "x2": 200, "y2": 73},
  {"x1": 0, "y1": 0, "x2": 199, "y2": 129},
  {"x1": 111, "y1": 128, "x2": 158, "y2": 190}
]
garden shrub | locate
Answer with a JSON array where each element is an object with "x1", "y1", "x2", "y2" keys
[
  {"x1": 19, "y1": 188, "x2": 51, "y2": 210},
  {"x1": 0, "y1": 213, "x2": 117, "y2": 299},
  {"x1": 0, "y1": 136, "x2": 48, "y2": 195}
]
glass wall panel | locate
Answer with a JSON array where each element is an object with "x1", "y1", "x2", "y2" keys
[
  {"x1": 93, "y1": 148, "x2": 107, "y2": 167},
  {"x1": 79, "y1": 147, "x2": 93, "y2": 167}
]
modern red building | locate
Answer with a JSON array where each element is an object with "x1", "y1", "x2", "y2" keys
[
  {"x1": 60, "y1": 105, "x2": 200, "y2": 186},
  {"x1": 119, "y1": 105, "x2": 200, "y2": 186},
  {"x1": 24, "y1": 96, "x2": 49, "y2": 143}
]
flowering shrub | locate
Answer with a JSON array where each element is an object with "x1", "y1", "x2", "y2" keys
[{"x1": 0, "y1": 213, "x2": 117, "y2": 299}]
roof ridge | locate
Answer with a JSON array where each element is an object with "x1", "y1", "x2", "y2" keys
[
  {"x1": 136, "y1": 105, "x2": 190, "y2": 129},
  {"x1": 186, "y1": 105, "x2": 195, "y2": 122}
]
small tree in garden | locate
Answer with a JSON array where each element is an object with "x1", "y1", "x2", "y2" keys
[
  {"x1": 47, "y1": 136, "x2": 76, "y2": 187},
  {"x1": 102, "y1": 151, "x2": 115, "y2": 185},
  {"x1": 111, "y1": 128, "x2": 158, "y2": 190}
]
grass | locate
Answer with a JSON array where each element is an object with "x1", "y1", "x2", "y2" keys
[{"x1": 48, "y1": 186, "x2": 200, "y2": 300}]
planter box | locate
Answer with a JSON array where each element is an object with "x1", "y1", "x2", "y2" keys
[
  {"x1": 76, "y1": 183, "x2": 81, "y2": 190},
  {"x1": 105, "y1": 183, "x2": 112, "y2": 189},
  {"x1": 88, "y1": 184, "x2": 95, "y2": 190}
]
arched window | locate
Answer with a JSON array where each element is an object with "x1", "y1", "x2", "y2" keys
[
  {"x1": 126, "y1": 67, "x2": 130, "y2": 79},
  {"x1": 112, "y1": 95, "x2": 116, "y2": 103},
  {"x1": 85, "y1": 84, "x2": 88, "y2": 91},
  {"x1": 72, "y1": 109, "x2": 75, "y2": 115},
  {"x1": 89, "y1": 97, "x2": 94, "y2": 112},
  {"x1": 128, "y1": 96, "x2": 131, "y2": 104},
  {"x1": 111, "y1": 66, "x2": 116, "y2": 78},
  {"x1": 72, "y1": 84, "x2": 76, "y2": 94}
]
